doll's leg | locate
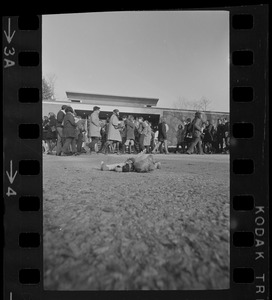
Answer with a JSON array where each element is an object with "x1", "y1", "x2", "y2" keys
[{"x1": 101, "y1": 161, "x2": 126, "y2": 171}]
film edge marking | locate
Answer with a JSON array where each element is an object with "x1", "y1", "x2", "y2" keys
[
  {"x1": 3, "y1": 17, "x2": 16, "y2": 69},
  {"x1": 254, "y1": 205, "x2": 266, "y2": 297},
  {"x1": 5, "y1": 160, "x2": 17, "y2": 197}
]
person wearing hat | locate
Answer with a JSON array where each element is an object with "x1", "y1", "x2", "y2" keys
[
  {"x1": 56, "y1": 104, "x2": 68, "y2": 156},
  {"x1": 152, "y1": 117, "x2": 169, "y2": 154},
  {"x1": 186, "y1": 111, "x2": 204, "y2": 154},
  {"x1": 100, "y1": 109, "x2": 122, "y2": 154},
  {"x1": 62, "y1": 106, "x2": 78, "y2": 156},
  {"x1": 87, "y1": 106, "x2": 101, "y2": 154},
  {"x1": 184, "y1": 118, "x2": 193, "y2": 151}
]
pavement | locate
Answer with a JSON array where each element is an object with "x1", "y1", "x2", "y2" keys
[{"x1": 43, "y1": 152, "x2": 230, "y2": 290}]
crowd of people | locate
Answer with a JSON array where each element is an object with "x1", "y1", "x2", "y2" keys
[
  {"x1": 176, "y1": 111, "x2": 230, "y2": 155},
  {"x1": 42, "y1": 105, "x2": 229, "y2": 156}
]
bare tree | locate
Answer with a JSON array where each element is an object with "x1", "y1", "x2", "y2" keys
[
  {"x1": 174, "y1": 96, "x2": 195, "y2": 110},
  {"x1": 199, "y1": 96, "x2": 212, "y2": 111},
  {"x1": 175, "y1": 96, "x2": 212, "y2": 112},
  {"x1": 42, "y1": 74, "x2": 57, "y2": 101}
]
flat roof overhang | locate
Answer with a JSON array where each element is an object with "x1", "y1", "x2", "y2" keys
[{"x1": 66, "y1": 91, "x2": 159, "y2": 108}]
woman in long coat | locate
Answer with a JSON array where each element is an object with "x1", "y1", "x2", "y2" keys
[
  {"x1": 143, "y1": 121, "x2": 152, "y2": 153},
  {"x1": 88, "y1": 106, "x2": 101, "y2": 153},
  {"x1": 100, "y1": 109, "x2": 122, "y2": 154},
  {"x1": 107, "y1": 110, "x2": 122, "y2": 142},
  {"x1": 62, "y1": 106, "x2": 78, "y2": 155},
  {"x1": 46, "y1": 112, "x2": 57, "y2": 154}
]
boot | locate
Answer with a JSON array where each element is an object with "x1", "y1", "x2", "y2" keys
[{"x1": 122, "y1": 144, "x2": 126, "y2": 154}]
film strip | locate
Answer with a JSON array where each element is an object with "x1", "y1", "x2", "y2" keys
[{"x1": 2, "y1": 6, "x2": 269, "y2": 300}]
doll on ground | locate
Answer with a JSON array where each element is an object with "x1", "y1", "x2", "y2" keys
[{"x1": 100, "y1": 152, "x2": 161, "y2": 173}]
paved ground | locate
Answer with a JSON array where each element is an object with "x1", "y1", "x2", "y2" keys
[{"x1": 43, "y1": 153, "x2": 230, "y2": 290}]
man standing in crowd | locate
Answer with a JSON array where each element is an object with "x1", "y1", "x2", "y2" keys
[
  {"x1": 120, "y1": 115, "x2": 128, "y2": 154},
  {"x1": 175, "y1": 123, "x2": 186, "y2": 154},
  {"x1": 42, "y1": 116, "x2": 49, "y2": 154},
  {"x1": 124, "y1": 115, "x2": 136, "y2": 154},
  {"x1": 186, "y1": 111, "x2": 204, "y2": 155},
  {"x1": 184, "y1": 118, "x2": 193, "y2": 152},
  {"x1": 138, "y1": 117, "x2": 146, "y2": 153},
  {"x1": 88, "y1": 106, "x2": 101, "y2": 154},
  {"x1": 203, "y1": 120, "x2": 214, "y2": 154},
  {"x1": 56, "y1": 105, "x2": 67, "y2": 156},
  {"x1": 99, "y1": 117, "x2": 109, "y2": 153},
  {"x1": 133, "y1": 118, "x2": 140, "y2": 153},
  {"x1": 62, "y1": 106, "x2": 78, "y2": 156},
  {"x1": 152, "y1": 117, "x2": 169, "y2": 154},
  {"x1": 223, "y1": 118, "x2": 230, "y2": 153},
  {"x1": 46, "y1": 112, "x2": 57, "y2": 155},
  {"x1": 100, "y1": 109, "x2": 122, "y2": 154},
  {"x1": 216, "y1": 118, "x2": 225, "y2": 153}
]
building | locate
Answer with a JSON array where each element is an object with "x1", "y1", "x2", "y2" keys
[{"x1": 42, "y1": 91, "x2": 229, "y2": 146}]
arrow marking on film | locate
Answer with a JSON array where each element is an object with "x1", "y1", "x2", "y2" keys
[
  {"x1": 6, "y1": 160, "x2": 17, "y2": 184},
  {"x1": 4, "y1": 18, "x2": 16, "y2": 44}
]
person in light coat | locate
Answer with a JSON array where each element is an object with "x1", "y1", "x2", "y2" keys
[
  {"x1": 100, "y1": 109, "x2": 122, "y2": 154},
  {"x1": 107, "y1": 109, "x2": 122, "y2": 142},
  {"x1": 88, "y1": 106, "x2": 101, "y2": 153},
  {"x1": 143, "y1": 120, "x2": 152, "y2": 153}
]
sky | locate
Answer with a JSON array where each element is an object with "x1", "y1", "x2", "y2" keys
[{"x1": 42, "y1": 11, "x2": 229, "y2": 112}]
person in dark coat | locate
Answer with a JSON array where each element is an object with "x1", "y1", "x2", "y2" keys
[
  {"x1": 62, "y1": 106, "x2": 78, "y2": 156},
  {"x1": 152, "y1": 117, "x2": 169, "y2": 154},
  {"x1": 120, "y1": 115, "x2": 128, "y2": 154},
  {"x1": 46, "y1": 112, "x2": 57, "y2": 154},
  {"x1": 175, "y1": 124, "x2": 186, "y2": 153},
  {"x1": 56, "y1": 105, "x2": 67, "y2": 156},
  {"x1": 186, "y1": 111, "x2": 204, "y2": 155},
  {"x1": 184, "y1": 118, "x2": 193, "y2": 152},
  {"x1": 42, "y1": 116, "x2": 49, "y2": 154},
  {"x1": 223, "y1": 118, "x2": 230, "y2": 153},
  {"x1": 99, "y1": 118, "x2": 110, "y2": 152},
  {"x1": 216, "y1": 119, "x2": 225, "y2": 153},
  {"x1": 150, "y1": 126, "x2": 155, "y2": 152},
  {"x1": 133, "y1": 118, "x2": 141, "y2": 154},
  {"x1": 124, "y1": 115, "x2": 136, "y2": 154},
  {"x1": 203, "y1": 120, "x2": 214, "y2": 154}
]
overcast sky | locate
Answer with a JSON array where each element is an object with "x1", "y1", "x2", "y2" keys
[{"x1": 42, "y1": 11, "x2": 229, "y2": 112}]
